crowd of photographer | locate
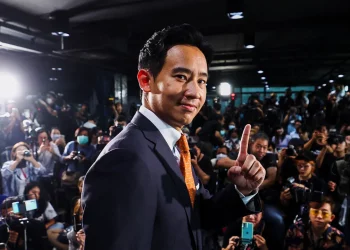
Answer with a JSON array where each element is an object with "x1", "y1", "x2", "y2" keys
[
  {"x1": 0, "y1": 91, "x2": 128, "y2": 249},
  {"x1": 1, "y1": 84, "x2": 350, "y2": 249}
]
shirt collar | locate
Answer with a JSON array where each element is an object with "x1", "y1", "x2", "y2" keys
[{"x1": 139, "y1": 106, "x2": 181, "y2": 151}]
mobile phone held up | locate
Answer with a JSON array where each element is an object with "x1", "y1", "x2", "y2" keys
[{"x1": 241, "y1": 222, "x2": 254, "y2": 245}]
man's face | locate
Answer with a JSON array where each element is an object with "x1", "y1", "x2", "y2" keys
[
  {"x1": 250, "y1": 139, "x2": 268, "y2": 160},
  {"x1": 140, "y1": 45, "x2": 208, "y2": 130},
  {"x1": 38, "y1": 132, "x2": 48, "y2": 145},
  {"x1": 309, "y1": 203, "x2": 334, "y2": 230},
  {"x1": 116, "y1": 104, "x2": 123, "y2": 113},
  {"x1": 295, "y1": 121, "x2": 301, "y2": 129},
  {"x1": 335, "y1": 141, "x2": 346, "y2": 153}
]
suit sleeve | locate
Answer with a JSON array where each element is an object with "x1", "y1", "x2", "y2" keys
[
  {"x1": 199, "y1": 184, "x2": 261, "y2": 230},
  {"x1": 82, "y1": 148, "x2": 157, "y2": 250}
]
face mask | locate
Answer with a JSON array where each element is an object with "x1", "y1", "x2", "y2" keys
[
  {"x1": 51, "y1": 134, "x2": 61, "y2": 141},
  {"x1": 46, "y1": 98, "x2": 53, "y2": 105},
  {"x1": 216, "y1": 153, "x2": 227, "y2": 159},
  {"x1": 229, "y1": 125, "x2": 236, "y2": 130},
  {"x1": 220, "y1": 130, "x2": 226, "y2": 136},
  {"x1": 77, "y1": 135, "x2": 89, "y2": 145}
]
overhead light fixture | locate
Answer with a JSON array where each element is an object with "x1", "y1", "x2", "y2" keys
[
  {"x1": 261, "y1": 77, "x2": 266, "y2": 80},
  {"x1": 219, "y1": 82, "x2": 232, "y2": 96},
  {"x1": 0, "y1": 42, "x2": 42, "y2": 54},
  {"x1": 212, "y1": 86, "x2": 216, "y2": 89},
  {"x1": 263, "y1": 81, "x2": 268, "y2": 85},
  {"x1": 338, "y1": 74, "x2": 344, "y2": 78},
  {"x1": 318, "y1": 86, "x2": 322, "y2": 89},
  {"x1": 322, "y1": 83, "x2": 327, "y2": 87},
  {"x1": 329, "y1": 79, "x2": 334, "y2": 83},
  {"x1": 266, "y1": 87, "x2": 270, "y2": 90},
  {"x1": 257, "y1": 70, "x2": 264, "y2": 74},
  {"x1": 52, "y1": 68, "x2": 56, "y2": 70},
  {"x1": 265, "y1": 85, "x2": 269, "y2": 88},
  {"x1": 227, "y1": 0, "x2": 244, "y2": 19},
  {"x1": 57, "y1": 68, "x2": 62, "y2": 71},
  {"x1": 244, "y1": 32, "x2": 255, "y2": 49}
]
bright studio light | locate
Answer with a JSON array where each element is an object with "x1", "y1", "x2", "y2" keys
[
  {"x1": 219, "y1": 82, "x2": 232, "y2": 96},
  {"x1": 0, "y1": 72, "x2": 20, "y2": 98}
]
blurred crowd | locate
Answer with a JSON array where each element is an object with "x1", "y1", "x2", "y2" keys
[{"x1": 0, "y1": 83, "x2": 350, "y2": 249}]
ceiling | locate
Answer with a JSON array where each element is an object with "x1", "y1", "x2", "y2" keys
[{"x1": 1, "y1": 0, "x2": 350, "y2": 90}]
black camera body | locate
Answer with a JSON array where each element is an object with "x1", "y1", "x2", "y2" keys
[
  {"x1": 23, "y1": 150, "x2": 31, "y2": 158},
  {"x1": 189, "y1": 147, "x2": 197, "y2": 159},
  {"x1": 72, "y1": 151, "x2": 85, "y2": 161}
]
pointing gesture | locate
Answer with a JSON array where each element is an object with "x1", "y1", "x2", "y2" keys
[{"x1": 227, "y1": 124, "x2": 266, "y2": 195}]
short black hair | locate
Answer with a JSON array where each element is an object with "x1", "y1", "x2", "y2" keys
[
  {"x1": 138, "y1": 24, "x2": 213, "y2": 78},
  {"x1": 309, "y1": 195, "x2": 336, "y2": 213},
  {"x1": 117, "y1": 115, "x2": 127, "y2": 122},
  {"x1": 251, "y1": 132, "x2": 270, "y2": 143},
  {"x1": 213, "y1": 103, "x2": 221, "y2": 111}
]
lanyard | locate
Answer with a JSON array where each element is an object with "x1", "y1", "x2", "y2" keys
[{"x1": 20, "y1": 168, "x2": 27, "y2": 180}]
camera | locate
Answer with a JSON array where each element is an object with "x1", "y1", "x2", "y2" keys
[
  {"x1": 72, "y1": 151, "x2": 85, "y2": 161},
  {"x1": 189, "y1": 147, "x2": 197, "y2": 159},
  {"x1": 23, "y1": 150, "x2": 31, "y2": 157},
  {"x1": 286, "y1": 145, "x2": 297, "y2": 156}
]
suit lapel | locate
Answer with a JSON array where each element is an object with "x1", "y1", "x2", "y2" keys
[{"x1": 131, "y1": 112, "x2": 198, "y2": 249}]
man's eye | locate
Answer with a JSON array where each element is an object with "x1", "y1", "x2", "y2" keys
[
  {"x1": 198, "y1": 79, "x2": 207, "y2": 85},
  {"x1": 175, "y1": 75, "x2": 187, "y2": 81}
]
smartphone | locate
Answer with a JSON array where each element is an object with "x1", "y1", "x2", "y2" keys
[
  {"x1": 24, "y1": 199, "x2": 38, "y2": 211},
  {"x1": 241, "y1": 222, "x2": 254, "y2": 244},
  {"x1": 73, "y1": 214, "x2": 82, "y2": 232},
  {"x1": 12, "y1": 202, "x2": 20, "y2": 214}
]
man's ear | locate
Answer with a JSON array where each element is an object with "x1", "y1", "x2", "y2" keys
[
  {"x1": 137, "y1": 69, "x2": 152, "y2": 93},
  {"x1": 330, "y1": 214, "x2": 335, "y2": 222}
]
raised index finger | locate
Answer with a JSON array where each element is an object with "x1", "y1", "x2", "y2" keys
[{"x1": 238, "y1": 124, "x2": 251, "y2": 156}]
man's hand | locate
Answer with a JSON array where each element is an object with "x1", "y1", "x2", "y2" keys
[
  {"x1": 292, "y1": 183, "x2": 309, "y2": 190},
  {"x1": 76, "y1": 229, "x2": 86, "y2": 249},
  {"x1": 254, "y1": 235, "x2": 268, "y2": 250},
  {"x1": 15, "y1": 151, "x2": 24, "y2": 162},
  {"x1": 328, "y1": 181, "x2": 337, "y2": 192},
  {"x1": 227, "y1": 124, "x2": 266, "y2": 195}
]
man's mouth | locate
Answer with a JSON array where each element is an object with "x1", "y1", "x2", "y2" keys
[{"x1": 181, "y1": 103, "x2": 197, "y2": 112}]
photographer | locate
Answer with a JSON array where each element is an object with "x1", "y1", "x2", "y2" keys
[
  {"x1": 36, "y1": 128, "x2": 62, "y2": 175},
  {"x1": 285, "y1": 196, "x2": 345, "y2": 250},
  {"x1": 0, "y1": 196, "x2": 51, "y2": 250},
  {"x1": 316, "y1": 135, "x2": 346, "y2": 183},
  {"x1": 222, "y1": 209, "x2": 269, "y2": 250},
  {"x1": 304, "y1": 125, "x2": 329, "y2": 155},
  {"x1": 109, "y1": 115, "x2": 127, "y2": 139},
  {"x1": 67, "y1": 199, "x2": 85, "y2": 250},
  {"x1": 62, "y1": 127, "x2": 96, "y2": 175},
  {"x1": 23, "y1": 182, "x2": 67, "y2": 250},
  {"x1": 280, "y1": 155, "x2": 327, "y2": 228},
  {"x1": 1, "y1": 142, "x2": 45, "y2": 196},
  {"x1": 189, "y1": 140, "x2": 216, "y2": 195}
]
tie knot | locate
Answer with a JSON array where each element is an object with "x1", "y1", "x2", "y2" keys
[{"x1": 176, "y1": 134, "x2": 189, "y2": 153}]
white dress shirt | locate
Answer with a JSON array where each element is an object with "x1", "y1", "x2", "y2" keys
[{"x1": 139, "y1": 106, "x2": 256, "y2": 204}]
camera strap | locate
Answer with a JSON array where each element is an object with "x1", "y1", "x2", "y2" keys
[{"x1": 20, "y1": 168, "x2": 27, "y2": 180}]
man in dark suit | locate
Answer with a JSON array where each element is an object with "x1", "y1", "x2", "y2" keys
[{"x1": 82, "y1": 24, "x2": 266, "y2": 250}]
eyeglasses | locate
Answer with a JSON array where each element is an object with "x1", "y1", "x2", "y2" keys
[{"x1": 309, "y1": 208, "x2": 331, "y2": 219}]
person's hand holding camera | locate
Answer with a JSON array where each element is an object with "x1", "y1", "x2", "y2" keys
[
  {"x1": 191, "y1": 155, "x2": 199, "y2": 167},
  {"x1": 15, "y1": 151, "x2": 24, "y2": 163},
  {"x1": 66, "y1": 151, "x2": 77, "y2": 161},
  {"x1": 224, "y1": 236, "x2": 240, "y2": 250},
  {"x1": 292, "y1": 183, "x2": 309, "y2": 190},
  {"x1": 76, "y1": 229, "x2": 85, "y2": 249},
  {"x1": 328, "y1": 181, "x2": 337, "y2": 192},
  {"x1": 281, "y1": 188, "x2": 292, "y2": 201},
  {"x1": 254, "y1": 235, "x2": 268, "y2": 250}
]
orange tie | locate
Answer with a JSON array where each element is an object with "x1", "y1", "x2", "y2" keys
[{"x1": 176, "y1": 134, "x2": 196, "y2": 207}]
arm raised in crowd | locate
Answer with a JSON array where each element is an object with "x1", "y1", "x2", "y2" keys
[{"x1": 82, "y1": 149, "x2": 157, "y2": 250}]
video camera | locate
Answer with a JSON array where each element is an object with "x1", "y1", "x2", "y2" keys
[{"x1": 283, "y1": 177, "x2": 324, "y2": 204}]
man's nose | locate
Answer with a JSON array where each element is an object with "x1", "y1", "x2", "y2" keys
[{"x1": 184, "y1": 80, "x2": 201, "y2": 99}]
